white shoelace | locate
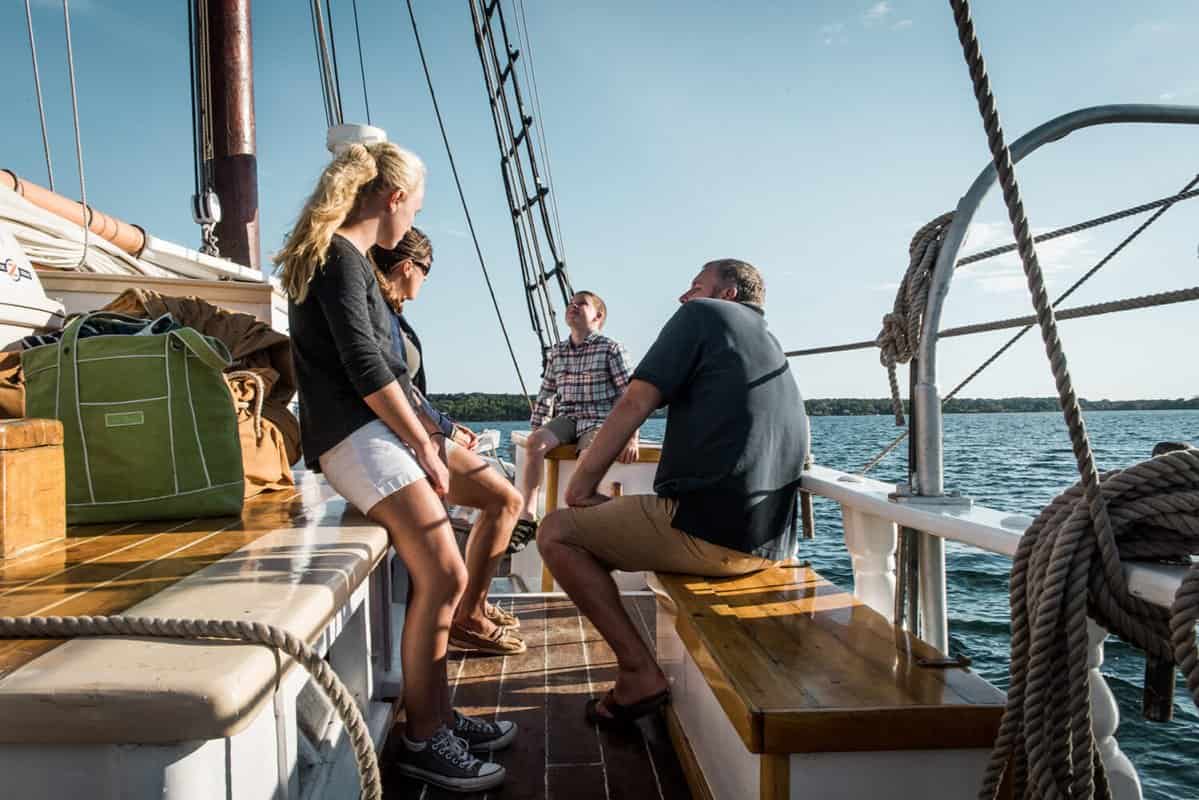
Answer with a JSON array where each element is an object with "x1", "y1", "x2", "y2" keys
[{"x1": 431, "y1": 727, "x2": 480, "y2": 770}]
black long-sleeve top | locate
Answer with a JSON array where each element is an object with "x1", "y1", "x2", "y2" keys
[{"x1": 289, "y1": 234, "x2": 408, "y2": 469}]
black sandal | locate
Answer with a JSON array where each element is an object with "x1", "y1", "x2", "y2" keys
[
  {"x1": 506, "y1": 518, "x2": 538, "y2": 554},
  {"x1": 585, "y1": 688, "x2": 671, "y2": 728}
]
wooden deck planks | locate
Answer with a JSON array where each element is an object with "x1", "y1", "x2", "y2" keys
[{"x1": 383, "y1": 594, "x2": 692, "y2": 800}]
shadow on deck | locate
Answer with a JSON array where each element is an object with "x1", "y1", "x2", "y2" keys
[{"x1": 382, "y1": 595, "x2": 692, "y2": 800}]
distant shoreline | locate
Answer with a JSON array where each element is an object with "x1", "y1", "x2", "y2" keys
[{"x1": 428, "y1": 393, "x2": 1199, "y2": 421}]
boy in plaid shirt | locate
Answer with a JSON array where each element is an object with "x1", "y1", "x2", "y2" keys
[{"x1": 515, "y1": 291, "x2": 637, "y2": 541}]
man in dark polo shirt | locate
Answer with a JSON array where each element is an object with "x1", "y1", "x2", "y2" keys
[{"x1": 537, "y1": 258, "x2": 809, "y2": 725}]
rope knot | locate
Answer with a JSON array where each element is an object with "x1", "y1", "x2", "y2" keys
[{"x1": 876, "y1": 212, "x2": 955, "y2": 425}]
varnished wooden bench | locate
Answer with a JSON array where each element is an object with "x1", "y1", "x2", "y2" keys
[
  {"x1": 651, "y1": 562, "x2": 1006, "y2": 800},
  {"x1": 0, "y1": 471, "x2": 402, "y2": 800}
]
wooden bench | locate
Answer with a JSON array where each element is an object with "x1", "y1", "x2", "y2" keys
[
  {"x1": 0, "y1": 471, "x2": 402, "y2": 800},
  {"x1": 651, "y1": 562, "x2": 1006, "y2": 800}
]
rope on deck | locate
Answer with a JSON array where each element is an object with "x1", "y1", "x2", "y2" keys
[
  {"x1": 0, "y1": 614, "x2": 382, "y2": 800},
  {"x1": 947, "y1": 1, "x2": 1199, "y2": 798}
]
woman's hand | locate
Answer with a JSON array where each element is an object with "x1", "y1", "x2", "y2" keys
[
  {"x1": 617, "y1": 436, "x2": 640, "y2": 464},
  {"x1": 416, "y1": 439, "x2": 450, "y2": 496},
  {"x1": 451, "y1": 423, "x2": 479, "y2": 450}
]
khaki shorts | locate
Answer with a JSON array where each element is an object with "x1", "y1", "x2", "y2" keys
[
  {"x1": 550, "y1": 494, "x2": 774, "y2": 576},
  {"x1": 541, "y1": 415, "x2": 599, "y2": 451}
]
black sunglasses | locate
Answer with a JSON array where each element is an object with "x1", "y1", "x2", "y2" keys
[{"x1": 412, "y1": 259, "x2": 432, "y2": 276}]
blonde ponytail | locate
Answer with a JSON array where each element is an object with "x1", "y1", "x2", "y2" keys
[{"x1": 275, "y1": 142, "x2": 426, "y2": 303}]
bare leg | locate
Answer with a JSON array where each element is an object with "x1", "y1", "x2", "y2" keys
[
  {"x1": 446, "y1": 444, "x2": 523, "y2": 633},
  {"x1": 537, "y1": 510, "x2": 667, "y2": 709},
  {"x1": 368, "y1": 480, "x2": 468, "y2": 739},
  {"x1": 516, "y1": 428, "x2": 560, "y2": 521}
]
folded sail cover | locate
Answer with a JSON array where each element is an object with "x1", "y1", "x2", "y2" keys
[{"x1": 22, "y1": 312, "x2": 245, "y2": 523}]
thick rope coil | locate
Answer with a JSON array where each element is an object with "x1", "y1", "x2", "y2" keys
[
  {"x1": 945, "y1": 1, "x2": 1199, "y2": 797},
  {"x1": 981, "y1": 450, "x2": 1199, "y2": 800},
  {"x1": 0, "y1": 615, "x2": 382, "y2": 800},
  {"x1": 876, "y1": 212, "x2": 954, "y2": 425}
]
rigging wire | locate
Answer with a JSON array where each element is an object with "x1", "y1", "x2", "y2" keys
[
  {"x1": 23, "y1": 0, "x2": 55, "y2": 191},
  {"x1": 515, "y1": 0, "x2": 567, "y2": 262},
  {"x1": 478, "y1": 5, "x2": 562, "y2": 324},
  {"x1": 404, "y1": 0, "x2": 533, "y2": 408},
  {"x1": 309, "y1": 0, "x2": 342, "y2": 127},
  {"x1": 61, "y1": 0, "x2": 89, "y2": 270},
  {"x1": 323, "y1": 0, "x2": 344, "y2": 113},
  {"x1": 787, "y1": 183, "x2": 1199, "y2": 358},
  {"x1": 186, "y1": 0, "x2": 220, "y2": 256},
  {"x1": 857, "y1": 171, "x2": 1199, "y2": 475},
  {"x1": 350, "y1": 0, "x2": 371, "y2": 124}
]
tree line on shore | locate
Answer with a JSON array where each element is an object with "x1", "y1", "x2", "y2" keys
[{"x1": 427, "y1": 393, "x2": 1199, "y2": 421}]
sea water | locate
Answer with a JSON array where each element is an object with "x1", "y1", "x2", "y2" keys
[{"x1": 472, "y1": 410, "x2": 1198, "y2": 798}]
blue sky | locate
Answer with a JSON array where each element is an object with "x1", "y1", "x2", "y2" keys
[{"x1": 3, "y1": 1, "x2": 1197, "y2": 399}]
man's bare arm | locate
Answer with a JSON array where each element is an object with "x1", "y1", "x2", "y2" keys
[{"x1": 565, "y1": 379, "x2": 662, "y2": 506}]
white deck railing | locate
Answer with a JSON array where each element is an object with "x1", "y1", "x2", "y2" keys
[{"x1": 803, "y1": 463, "x2": 1190, "y2": 800}]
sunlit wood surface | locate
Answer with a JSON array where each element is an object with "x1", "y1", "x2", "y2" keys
[
  {"x1": 655, "y1": 563, "x2": 1006, "y2": 754},
  {"x1": 0, "y1": 475, "x2": 339, "y2": 679}
]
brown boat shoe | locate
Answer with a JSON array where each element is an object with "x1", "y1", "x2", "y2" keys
[
  {"x1": 484, "y1": 602, "x2": 520, "y2": 629},
  {"x1": 449, "y1": 622, "x2": 527, "y2": 655}
]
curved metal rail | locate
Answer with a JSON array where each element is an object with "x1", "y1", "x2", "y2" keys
[{"x1": 913, "y1": 104, "x2": 1199, "y2": 499}]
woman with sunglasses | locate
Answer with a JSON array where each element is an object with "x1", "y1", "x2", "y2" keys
[{"x1": 373, "y1": 227, "x2": 526, "y2": 656}]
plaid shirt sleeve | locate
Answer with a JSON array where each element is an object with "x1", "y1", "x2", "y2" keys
[
  {"x1": 529, "y1": 349, "x2": 558, "y2": 429},
  {"x1": 608, "y1": 341, "x2": 633, "y2": 394}
]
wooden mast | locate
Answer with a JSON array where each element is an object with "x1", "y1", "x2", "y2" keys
[{"x1": 202, "y1": 0, "x2": 260, "y2": 271}]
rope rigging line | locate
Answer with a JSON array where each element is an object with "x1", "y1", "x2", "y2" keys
[
  {"x1": 788, "y1": 180, "x2": 1199, "y2": 360},
  {"x1": 858, "y1": 172, "x2": 1199, "y2": 476},
  {"x1": 943, "y1": 2, "x2": 1199, "y2": 798},
  {"x1": 309, "y1": 0, "x2": 342, "y2": 128},
  {"x1": 23, "y1": 0, "x2": 55, "y2": 192},
  {"x1": 957, "y1": 185, "x2": 1199, "y2": 268},
  {"x1": 0, "y1": 614, "x2": 382, "y2": 800},
  {"x1": 61, "y1": 0, "x2": 89, "y2": 270},
  {"x1": 476, "y1": 2, "x2": 565, "y2": 331},
  {"x1": 469, "y1": 0, "x2": 575, "y2": 364},
  {"x1": 405, "y1": 0, "x2": 533, "y2": 409},
  {"x1": 351, "y1": 0, "x2": 371, "y2": 124},
  {"x1": 515, "y1": 0, "x2": 568, "y2": 264}
]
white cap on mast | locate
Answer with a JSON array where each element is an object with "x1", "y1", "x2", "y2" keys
[{"x1": 326, "y1": 124, "x2": 388, "y2": 155}]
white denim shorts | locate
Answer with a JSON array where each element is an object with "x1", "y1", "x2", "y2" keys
[{"x1": 319, "y1": 419, "x2": 427, "y2": 515}]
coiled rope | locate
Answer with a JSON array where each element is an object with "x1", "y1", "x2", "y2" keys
[
  {"x1": 0, "y1": 615, "x2": 382, "y2": 800},
  {"x1": 943, "y1": 1, "x2": 1199, "y2": 798},
  {"x1": 875, "y1": 212, "x2": 954, "y2": 425}
]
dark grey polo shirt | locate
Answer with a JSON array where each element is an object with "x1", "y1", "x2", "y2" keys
[{"x1": 632, "y1": 298, "x2": 809, "y2": 558}]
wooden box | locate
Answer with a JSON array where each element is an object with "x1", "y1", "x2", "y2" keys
[{"x1": 0, "y1": 418, "x2": 66, "y2": 558}]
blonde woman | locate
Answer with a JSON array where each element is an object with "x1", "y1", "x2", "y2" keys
[
  {"x1": 373, "y1": 228, "x2": 526, "y2": 656},
  {"x1": 277, "y1": 143, "x2": 511, "y2": 793}
]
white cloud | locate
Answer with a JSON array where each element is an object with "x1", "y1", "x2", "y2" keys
[
  {"x1": 958, "y1": 222, "x2": 1098, "y2": 295},
  {"x1": 1160, "y1": 92, "x2": 1177, "y2": 101},
  {"x1": 864, "y1": 2, "x2": 892, "y2": 25},
  {"x1": 893, "y1": 19, "x2": 914, "y2": 30}
]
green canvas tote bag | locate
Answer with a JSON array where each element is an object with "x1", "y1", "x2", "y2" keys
[{"x1": 22, "y1": 312, "x2": 245, "y2": 524}]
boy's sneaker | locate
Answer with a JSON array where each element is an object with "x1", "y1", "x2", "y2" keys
[
  {"x1": 397, "y1": 726, "x2": 505, "y2": 792},
  {"x1": 454, "y1": 709, "x2": 518, "y2": 752}
]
